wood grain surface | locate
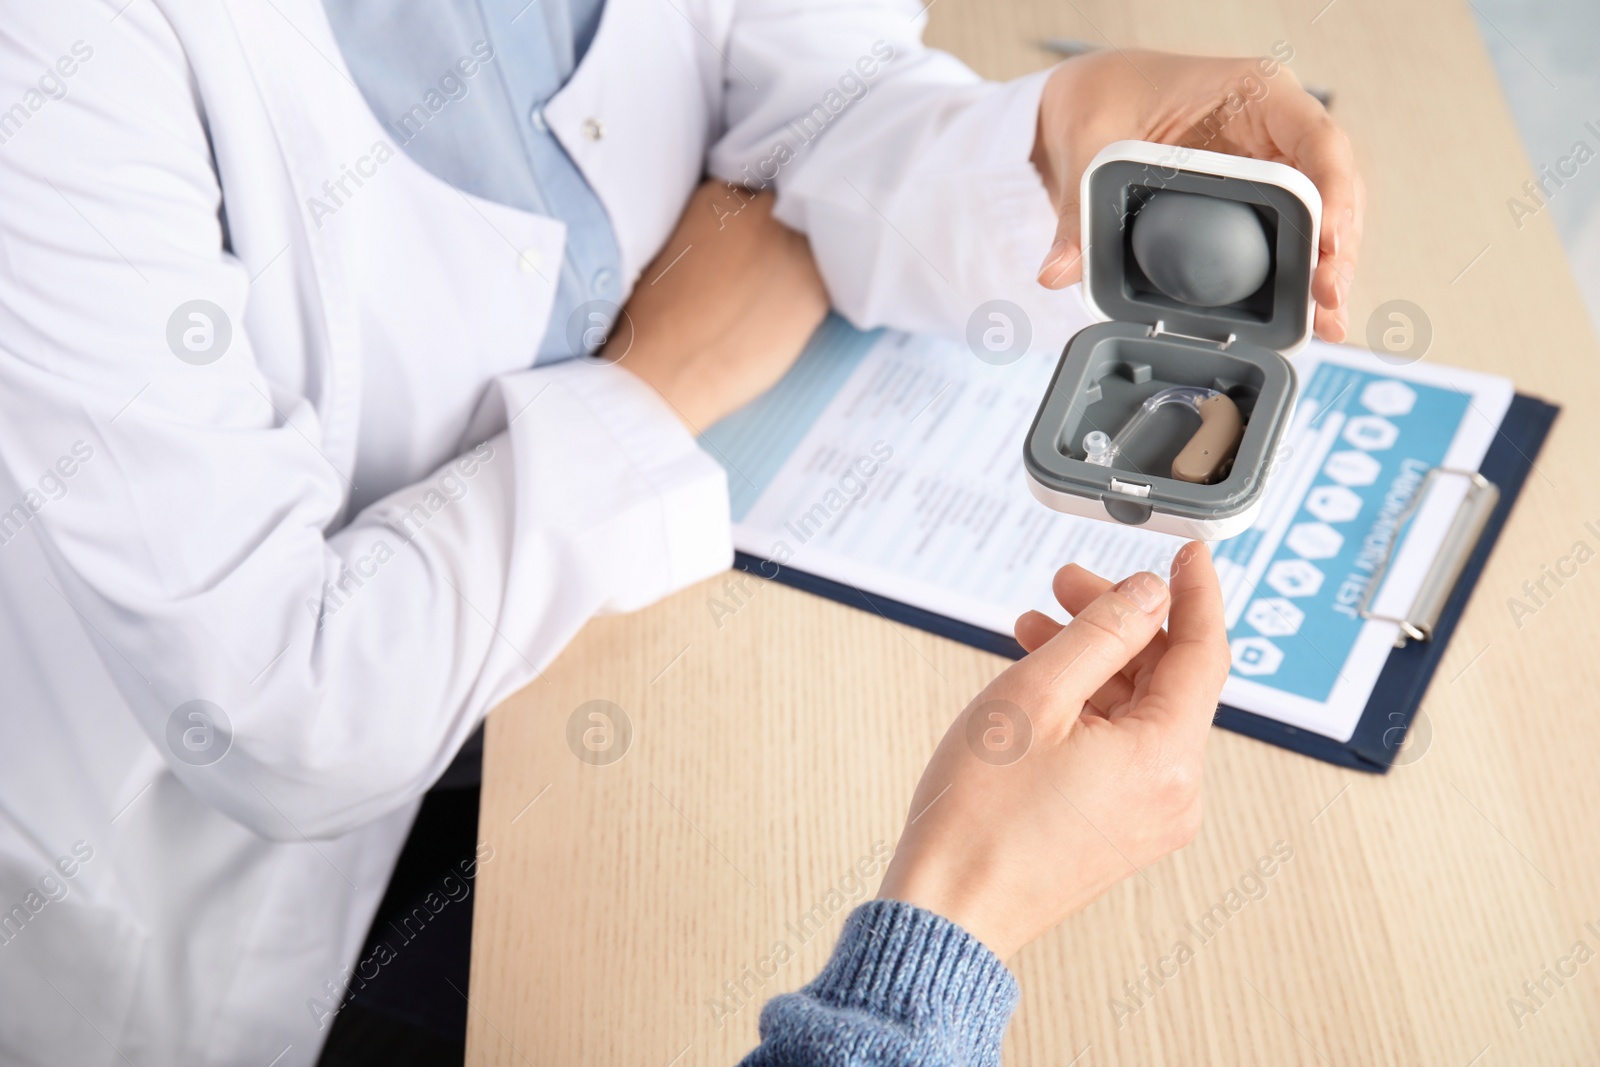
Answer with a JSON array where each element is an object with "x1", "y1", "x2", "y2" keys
[{"x1": 467, "y1": 1, "x2": 1600, "y2": 1063}]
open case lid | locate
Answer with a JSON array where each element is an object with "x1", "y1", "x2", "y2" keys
[{"x1": 1080, "y1": 140, "x2": 1322, "y2": 356}]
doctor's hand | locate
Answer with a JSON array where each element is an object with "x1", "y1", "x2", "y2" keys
[
  {"x1": 877, "y1": 542, "x2": 1230, "y2": 961},
  {"x1": 1032, "y1": 49, "x2": 1364, "y2": 344},
  {"x1": 611, "y1": 180, "x2": 828, "y2": 431}
]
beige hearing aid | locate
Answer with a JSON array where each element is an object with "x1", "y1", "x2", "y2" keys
[
  {"x1": 1171, "y1": 393, "x2": 1244, "y2": 484},
  {"x1": 1081, "y1": 387, "x2": 1245, "y2": 485}
]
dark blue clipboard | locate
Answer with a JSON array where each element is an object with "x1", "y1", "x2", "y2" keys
[{"x1": 735, "y1": 393, "x2": 1559, "y2": 772}]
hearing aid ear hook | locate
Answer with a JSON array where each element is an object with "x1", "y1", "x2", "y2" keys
[{"x1": 1080, "y1": 387, "x2": 1244, "y2": 485}]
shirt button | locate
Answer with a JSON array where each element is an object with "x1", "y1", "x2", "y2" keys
[
  {"x1": 529, "y1": 107, "x2": 548, "y2": 133},
  {"x1": 591, "y1": 268, "x2": 614, "y2": 293},
  {"x1": 581, "y1": 117, "x2": 604, "y2": 141},
  {"x1": 518, "y1": 248, "x2": 543, "y2": 274}
]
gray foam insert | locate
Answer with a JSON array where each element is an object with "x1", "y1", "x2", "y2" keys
[{"x1": 1131, "y1": 191, "x2": 1274, "y2": 307}]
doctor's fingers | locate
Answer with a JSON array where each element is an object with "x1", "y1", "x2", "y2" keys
[
  {"x1": 1038, "y1": 204, "x2": 1085, "y2": 290},
  {"x1": 1255, "y1": 80, "x2": 1365, "y2": 336}
]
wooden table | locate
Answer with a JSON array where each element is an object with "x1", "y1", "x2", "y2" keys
[{"x1": 467, "y1": 1, "x2": 1600, "y2": 1062}]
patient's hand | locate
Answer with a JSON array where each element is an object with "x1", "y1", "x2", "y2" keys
[
  {"x1": 878, "y1": 542, "x2": 1230, "y2": 960},
  {"x1": 610, "y1": 181, "x2": 829, "y2": 431}
]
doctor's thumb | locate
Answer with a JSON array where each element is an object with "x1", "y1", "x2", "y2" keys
[{"x1": 1037, "y1": 211, "x2": 1084, "y2": 289}]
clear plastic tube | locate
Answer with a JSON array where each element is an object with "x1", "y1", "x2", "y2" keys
[{"x1": 1081, "y1": 386, "x2": 1224, "y2": 468}]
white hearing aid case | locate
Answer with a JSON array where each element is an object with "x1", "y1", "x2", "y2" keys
[{"x1": 1024, "y1": 140, "x2": 1323, "y2": 540}]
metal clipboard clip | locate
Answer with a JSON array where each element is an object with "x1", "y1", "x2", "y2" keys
[{"x1": 1358, "y1": 467, "x2": 1499, "y2": 647}]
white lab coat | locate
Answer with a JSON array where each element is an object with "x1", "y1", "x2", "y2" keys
[{"x1": 0, "y1": 0, "x2": 1065, "y2": 1062}]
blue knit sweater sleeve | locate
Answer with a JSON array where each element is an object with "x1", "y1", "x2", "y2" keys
[{"x1": 737, "y1": 900, "x2": 1020, "y2": 1066}]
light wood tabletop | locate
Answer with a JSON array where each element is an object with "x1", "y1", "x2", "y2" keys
[{"x1": 466, "y1": 0, "x2": 1600, "y2": 1063}]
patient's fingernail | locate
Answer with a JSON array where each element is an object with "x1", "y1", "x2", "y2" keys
[{"x1": 1115, "y1": 572, "x2": 1169, "y2": 613}]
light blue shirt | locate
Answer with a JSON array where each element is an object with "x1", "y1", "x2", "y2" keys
[{"x1": 322, "y1": 0, "x2": 621, "y2": 362}]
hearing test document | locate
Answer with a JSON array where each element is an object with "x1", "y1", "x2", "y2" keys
[{"x1": 700, "y1": 309, "x2": 1514, "y2": 744}]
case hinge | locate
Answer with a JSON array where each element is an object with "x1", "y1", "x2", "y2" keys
[{"x1": 1150, "y1": 320, "x2": 1237, "y2": 350}]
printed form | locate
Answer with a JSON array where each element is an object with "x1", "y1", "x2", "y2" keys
[{"x1": 700, "y1": 308, "x2": 1513, "y2": 743}]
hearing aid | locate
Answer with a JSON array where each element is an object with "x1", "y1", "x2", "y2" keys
[{"x1": 1081, "y1": 386, "x2": 1245, "y2": 485}]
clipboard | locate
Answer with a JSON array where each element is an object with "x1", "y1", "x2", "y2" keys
[{"x1": 734, "y1": 392, "x2": 1558, "y2": 772}]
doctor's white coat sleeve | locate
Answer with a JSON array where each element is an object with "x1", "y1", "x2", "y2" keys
[
  {"x1": 0, "y1": 3, "x2": 729, "y2": 840},
  {"x1": 708, "y1": 0, "x2": 1071, "y2": 342}
]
